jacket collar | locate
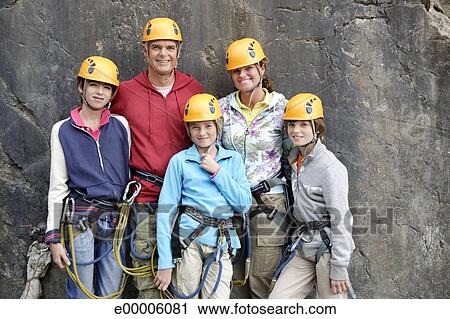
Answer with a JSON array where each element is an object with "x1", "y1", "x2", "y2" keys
[
  {"x1": 288, "y1": 138, "x2": 326, "y2": 165},
  {"x1": 135, "y1": 69, "x2": 194, "y2": 92},
  {"x1": 228, "y1": 90, "x2": 283, "y2": 113},
  {"x1": 70, "y1": 106, "x2": 110, "y2": 128},
  {"x1": 185, "y1": 143, "x2": 233, "y2": 164}
]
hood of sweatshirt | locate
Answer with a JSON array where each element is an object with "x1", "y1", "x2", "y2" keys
[{"x1": 133, "y1": 69, "x2": 196, "y2": 93}]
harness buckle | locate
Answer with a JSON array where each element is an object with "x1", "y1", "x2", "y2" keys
[{"x1": 251, "y1": 180, "x2": 271, "y2": 196}]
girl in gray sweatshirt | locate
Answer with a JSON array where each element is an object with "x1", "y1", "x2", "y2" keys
[{"x1": 269, "y1": 93, "x2": 354, "y2": 299}]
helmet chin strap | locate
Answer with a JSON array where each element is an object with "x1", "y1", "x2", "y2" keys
[
  {"x1": 299, "y1": 120, "x2": 318, "y2": 152},
  {"x1": 245, "y1": 64, "x2": 264, "y2": 108},
  {"x1": 186, "y1": 123, "x2": 219, "y2": 154},
  {"x1": 81, "y1": 81, "x2": 95, "y2": 110}
]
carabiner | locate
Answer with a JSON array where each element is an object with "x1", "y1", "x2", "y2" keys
[{"x1": 123, "y1": 181, "x2": 142, "y2": 204}]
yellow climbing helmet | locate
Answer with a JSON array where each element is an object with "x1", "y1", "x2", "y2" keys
[
  {"x1": 77, "y1": 56, "x2": 119, "y2": 87},
  {"x1": 284, "y1": 93, "x2": 324, "y2": 121},
  {"x1": 142, "y1": 17, "x2": 182, "y2": 42},
  {"x1": 184, "y1": 93, "x2": 222, "y2": 122},
  {"x1": 225, "y1": 38, "x2": 267, "y2": 70}
]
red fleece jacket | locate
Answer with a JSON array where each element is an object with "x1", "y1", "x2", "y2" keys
[{"x1": 111, "y1": 69, "x2": 203, "y2": 202}]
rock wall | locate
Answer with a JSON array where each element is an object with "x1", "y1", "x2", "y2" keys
[{"x1": 0, "y1": 0, "x2": 448, "y2": 298}]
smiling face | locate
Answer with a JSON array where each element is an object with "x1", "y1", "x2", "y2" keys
[
  {"x1": 144, "y1": 40, "x2": 179, "y2": 76},
  {"x1": 287, "y1": 120, "x2": 316, "y2": 147},
  {"x1": 188, "y1": 120, "x2": 218, "y2": 151},
  {"x1": 230, "y1": 63, "x2": 264, "y2": 93},
  {"x1": 79, "y1": 79, "x2": 113, "y2": 110}
]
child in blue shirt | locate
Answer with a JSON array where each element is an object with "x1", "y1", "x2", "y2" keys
[{"x1": 154, "y1": 93, "x2": 252, "y2": 298}]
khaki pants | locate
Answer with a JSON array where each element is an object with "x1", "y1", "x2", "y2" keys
[
  {"x1": 231, "y1": 193, "x2": 287, "y2": 299},
  {"x1": 269, "y1": 252, "x2": 347, "y2": 299},
  {"x1": 131, "y1": 204, "x2": 160, "y2": 299},
  {"x1": 173, "y1": 242, "x2": 232, "y2": 299}
]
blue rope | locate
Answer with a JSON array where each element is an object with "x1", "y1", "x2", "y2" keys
[
  {"x1": 66, "y1": 244, "x2": 113, "y2": 266},
  {"x1": 169, "y1": 247, "x2": 224, "y2": 299},
  {"x1": 272, "y1": 244, "x2": 296, "y2": 281},
  {"x1": 130, "y1": 231, "x2": 151, "y2": 260}
]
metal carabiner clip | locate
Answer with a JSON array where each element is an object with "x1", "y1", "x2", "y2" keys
[
  {"x1": 299, "y1": 229, "x2": 313, "y2": 243},
  {"x1": 63, "y1": 197, "x2": 75, "y2": 224},
  {"x1": 123, "y1": 181, "x2": 142, "y2": 205}
]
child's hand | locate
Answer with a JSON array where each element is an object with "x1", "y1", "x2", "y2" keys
[
  {"x1": 331, "y1": 279, "x2": 349, "y2": 295},
  {"x1": 200, "y1": 153, "x2": 220, "y2": 175},
  {"x1": 49, "y1": 243, "x2": 71, "y2": 269},
  {"x1": 154, "y1": 268, "x2": 173, "y2": 291}
]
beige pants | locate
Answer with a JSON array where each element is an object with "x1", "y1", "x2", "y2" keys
[
  {"x1": 173, "y1": 242, "x2": 232, "y2": 299},
  {"x1": 231, "y1": 193, "x2": 287, "y2": 299},
  {"x1": 269, "y1": 252, "x2": 347, "y2": 299},
  {"x1": 131, "y1": 208, "x2": 161, "y2": 299}
]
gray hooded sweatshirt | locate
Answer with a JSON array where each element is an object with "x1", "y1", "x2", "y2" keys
[{"x1": 288, "y1": 139, "x2": 355, "y2": 280}]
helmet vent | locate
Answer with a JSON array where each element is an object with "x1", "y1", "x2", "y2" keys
[
  {"x1": 87, "y1": 59, "x2": 96, "y2": 74},
  {"x1": 248, "y1": 46, "x2": 255, "y2": 58}
]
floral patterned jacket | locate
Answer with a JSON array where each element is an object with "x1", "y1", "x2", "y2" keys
[{"x1": 219, "y1": 91, "x2": 287, "y2": 185}]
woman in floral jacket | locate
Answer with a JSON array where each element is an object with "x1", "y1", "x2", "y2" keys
[{"x1": 219, "y1": 38, "x2": 289, "y2": 299}]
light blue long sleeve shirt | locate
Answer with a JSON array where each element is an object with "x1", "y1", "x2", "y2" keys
[{"x1": 157, "y1": 143, "x2": 252, "y2": 269}]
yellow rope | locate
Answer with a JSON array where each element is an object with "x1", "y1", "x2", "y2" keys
[
  {"x1": 61, "y1": 223, "x2": 128, "y2": 299},
  {"x1": 112, "y1": 203, "x2": 154, "y2": 277}
]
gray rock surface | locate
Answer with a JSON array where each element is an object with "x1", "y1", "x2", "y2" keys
[{"x1": 0, "y1": 0, "x2": 448, "y2": 298}]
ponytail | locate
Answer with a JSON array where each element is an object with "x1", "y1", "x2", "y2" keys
[
  {"x1": 262, "y1": 75, "x2": 273, "y2": 93},
  {"x1": 259, "y1": 59, "x2": 273, "y2": 92}
]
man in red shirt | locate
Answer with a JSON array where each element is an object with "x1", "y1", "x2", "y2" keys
[{"x1": 111, "y1": 17, "x2": 203, "y2": 298}]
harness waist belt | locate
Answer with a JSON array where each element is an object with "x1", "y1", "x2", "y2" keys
[
  {"x1": 172, "y1": 205, "x2": 234, "y2": 263},
  {"x1": 62, "y1": 197, "x2": 118, "y2": 227},
  {"x1": 297, "y1": 220, "x2": 331, "y2": 230},
  {"x1": 71, "y1": 189, "x2": 118, "y2": 209},
  {"x1": 132, "y1": 169, "x2": 164, "y2": 187},
  {"x1": 183, "y1": 206, "x2": 234, "y2": 228},
  {"x1": 290, "y1": 220, "x2": 331, "y2": 252}
]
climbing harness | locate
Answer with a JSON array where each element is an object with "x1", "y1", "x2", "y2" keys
[
  {"x1": 165, "y1": 206, "x2": 235, "y2": 299},
  {"x1": 171, "y1": 206, "x2": 234, "y2": 262},
  {"x1": 249, "y1": 173, "x2": 292, "y2": 233},
  {"x1": 60, "y1": 194, "x2": 128, "y2": 299},
  {"x1": 269, "y1": 219, "x2": 331, "y2": 292},
  {"x1": 112, "y1": 181, "x2": 159, "y2": 278},
  {"x1": 230, "y1": 172, "x2": 292, "y2": 287}
]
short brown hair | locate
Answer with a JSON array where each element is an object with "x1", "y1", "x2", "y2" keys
[{"x1": 314, "y1": 118, "x2": 326, "y2": 139}]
